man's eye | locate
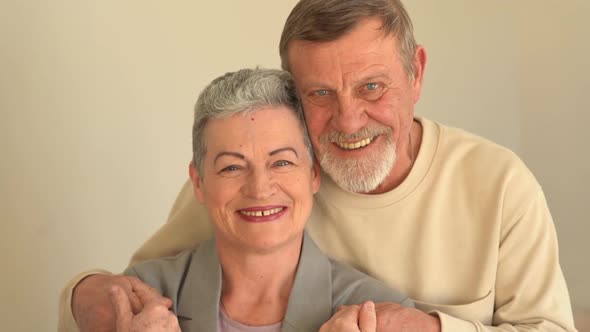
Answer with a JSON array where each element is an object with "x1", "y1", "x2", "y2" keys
[
  {"x1": 307, "y1": 89, "x2": 335, "y2": 107},
  {"x1": 366, "y1": 83, "x2": 379, "y2": 91},
  {"x1": 359, "y1": 82, "x2": 385, "y2": 101}
]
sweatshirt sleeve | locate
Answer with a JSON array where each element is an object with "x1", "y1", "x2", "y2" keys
[
  {"x1": 58, "y1": 178, "x2": 211, "y2": 332},
  {"x1": 129, "y1": 178, "x2": 212, "y2": 265},
  {"x1": 434, "y1": 187, "x2": 577, "y2": 332},
  {"x1": 57, "y1": 269, "x2": 113, "y2": 332}
]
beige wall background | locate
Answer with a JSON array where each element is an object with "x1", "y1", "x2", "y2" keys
[{"x1": 1, "y1": 1, "x2": 588, "y2": 330}]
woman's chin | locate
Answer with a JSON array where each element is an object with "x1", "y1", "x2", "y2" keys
[{"x1": 224, "y1": 232, "x2": 303, "y2": 255}]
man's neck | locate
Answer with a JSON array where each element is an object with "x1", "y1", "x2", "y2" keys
[{"x1": 369, "y1": 119, "x2": 423, "y2": 194}]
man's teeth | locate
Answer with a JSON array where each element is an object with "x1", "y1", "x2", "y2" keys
[
  {"x1": 335, "y1": 137, "x2": 373, "y2": 150},
  {"x1": 240, "y1": 207, "x2": 284, "y2": 217}
]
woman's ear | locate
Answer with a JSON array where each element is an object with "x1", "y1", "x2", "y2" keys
[
  {"x1": 311, "y1": 160, "x2": 321, "y2": 194},
  {"x1": 189, "y1": 162, "x2": 206, "y2": 203}
]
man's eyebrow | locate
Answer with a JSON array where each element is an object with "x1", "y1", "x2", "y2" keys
[
  {"x1": 298, "y1": 81, "x2": 329, "y2": 92},
  {"x1": 270, "y1": 147, "x2": 298, "y2": 158},
  {"x1": 355, "y1": 73, "x2": 390, "y2": 85},
  {"x1": 214, "y1": 152, "x2": 245, "y2": 164}
]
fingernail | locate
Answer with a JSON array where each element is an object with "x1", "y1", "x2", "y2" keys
[{"x1": 366, "y1": 301, "x2": 375, "y2": 311}]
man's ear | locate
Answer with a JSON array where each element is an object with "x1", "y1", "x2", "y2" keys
[
  {"x1": 188, "y1": 162, "x2": 206, "y2": 203},
  {"x1": 311, "y1": 159, "x2": 321, "y2": 194},
  {"x1": 411, "y1": 45, "x2": 427, "y2": 104}
]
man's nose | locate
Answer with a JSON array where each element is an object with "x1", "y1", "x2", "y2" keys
[
  {"x1": 332, "y1": 93, "x2": 368, "y2": 135},
  {"x1": 241, "y1": 168, "x2": 277, "y2": 200}
]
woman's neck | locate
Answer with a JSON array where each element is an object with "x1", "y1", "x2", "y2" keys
[{"x1": 216, "y1": 234, "x2": 303, "y2": 325}]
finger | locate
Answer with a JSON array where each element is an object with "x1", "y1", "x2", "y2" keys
[
  {"x1": 337, "y1": 305, "x2": 361, "y2": 322},
  {"x1": 358, "y1": 301, "x2": 376, "y2": 332},
  {"x1": 374, "y1": 302, "x2": 402, "y2": 311},
  {"x1": 128, "y1": 291, "x2": 144, "y2": 315},
  {"x1": 321, "y1": 305, "x2": 362, "y2": 332},
  {"x1": 336, "y1": 304, "x2": 358, "y2": 312},
  {"x1": 128, "y1": 277, "x2": 171, "y2": 307},
  {"x1": 109, "y1": 285, "x2": 132, "y2": 331}
]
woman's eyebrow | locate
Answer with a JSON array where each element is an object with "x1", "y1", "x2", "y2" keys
[
  {"x1": 214, "y1": 151, "x2": 244, "y2": 164},
  {"x1": 269, "y1": 147, "x2": 298, "y2": 158}
]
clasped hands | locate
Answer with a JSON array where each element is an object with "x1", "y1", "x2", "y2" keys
[
  {"x1": 73, "y1": 275, "x2": 180, "y2": 332},
  {"x1": 320, "y1": 302, "x2": 441, "y2": 332},
  {"x1": 72, "y1": 275, "x2": 439, "y2": 332}
]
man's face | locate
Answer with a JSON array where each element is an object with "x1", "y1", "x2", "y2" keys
[{"x1": 287, "y1": 18, "x2": 425, "y2": 193}]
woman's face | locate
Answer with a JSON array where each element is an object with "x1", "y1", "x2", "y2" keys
[{"x1": 189, "y1": 106, "x2": 320, "y2": 253}]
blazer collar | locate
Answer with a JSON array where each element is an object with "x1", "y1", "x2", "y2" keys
[
  {"x1": 176, "y1": 232, "x2": 333, "y2": 332},
  {"x1": 282, "y1": 232, "x2": 333, "y2": 331},
  {"x1": 177, "y1": 238, "x2": 221, "y2": 332}
]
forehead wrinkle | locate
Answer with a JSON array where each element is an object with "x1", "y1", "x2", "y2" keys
[
  {"x1": 344, "y1": 61, "x2": 391, "y2": 86},
  {"x1": 310, "y1": 50, "x2": 345, "y2": 91}
]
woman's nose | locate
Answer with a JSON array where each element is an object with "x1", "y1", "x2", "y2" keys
[{"x1": 241, "y1": 169, "x2": 277, "y2": 200}]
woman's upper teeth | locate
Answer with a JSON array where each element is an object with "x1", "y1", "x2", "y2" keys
[{"x1": 240, "y1": 207, "x2": 284, "y2": 217}]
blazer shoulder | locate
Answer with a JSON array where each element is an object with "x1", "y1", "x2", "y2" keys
[
  {"x1": 329, "y1": 259, "x2": 414, "y2": 309},
  {"x1": 124, "y1": 249, "x2": 196, "y2": 300}
]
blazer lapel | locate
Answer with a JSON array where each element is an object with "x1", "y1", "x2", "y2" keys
[
  {"x1": 174, "y1": 233, "x2": 333, "y2": 332},
  {"x1": 282, "y1": 232, "x2": 333, "y2": 331},
  {"x1": 177, "y1": 238, "x2": 222, "y2": 332}
]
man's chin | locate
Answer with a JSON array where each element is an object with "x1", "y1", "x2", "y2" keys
[
  {"x1": 320, "y1": 160, "x2": 392, "y2": 193},
  {"x1": 318, "y1": 142, "x2": 397, "y2": 193}
]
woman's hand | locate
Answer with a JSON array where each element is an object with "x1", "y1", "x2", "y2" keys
[
  {"x1": 319, "y1": 301, "x2": 376, "y2": 332},
  {"x1": 109, "y1": 284, "x2": 180, "y2": 332}
]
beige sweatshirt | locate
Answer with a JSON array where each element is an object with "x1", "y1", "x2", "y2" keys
[{"x1": 58, "y1": 117, "x2": 577, "y2": 331}]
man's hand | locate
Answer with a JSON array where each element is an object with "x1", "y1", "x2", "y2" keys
[
  {"x1": 72, "y1": 274, "x2": 167, "y2": 332},
  {"x1": 375, "y1": 302, "x2": 441, "y2": 332},
  {"x1": 320, "y1": 301, "x2": 377, "y2": 332},
  {"x1": 110, "y1": 284, "x2": 180, "y2": 332}
]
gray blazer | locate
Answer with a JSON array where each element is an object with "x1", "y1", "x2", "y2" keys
[{"x1": 124, "y1": 232, "x2": 413, "y2": 332}]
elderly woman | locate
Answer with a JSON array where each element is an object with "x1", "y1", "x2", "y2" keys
[{"x1": 119, "y1": 68, "x2": 412, "y2": 332}]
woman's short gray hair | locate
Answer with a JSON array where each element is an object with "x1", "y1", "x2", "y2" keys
[{"x1": 192, "y1": 68, "x2": 313, "y2": 174}]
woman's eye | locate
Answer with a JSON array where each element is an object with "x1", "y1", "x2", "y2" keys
[
  {"x1": 220, "y1": 165, "x2": 240, "y2": 173},
  {"x1": 274, "y1": 160, "x2": 293, "y2": 167}
]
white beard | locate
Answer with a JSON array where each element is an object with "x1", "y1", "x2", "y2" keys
[{"x1": 319, "y1": 130, "x2": 397, "y2": 193}]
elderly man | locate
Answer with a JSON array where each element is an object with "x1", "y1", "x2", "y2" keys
[{"x1": 60, "y1": 0, "x2": 577, "y2": 331}]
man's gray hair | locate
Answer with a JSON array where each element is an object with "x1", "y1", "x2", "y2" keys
[
  {"x1": 192, "y1": 68, "x2": 313, "y2": 174},
  {"x1": 279, "y1": 0, "x2": 418, "y2": 80}
]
